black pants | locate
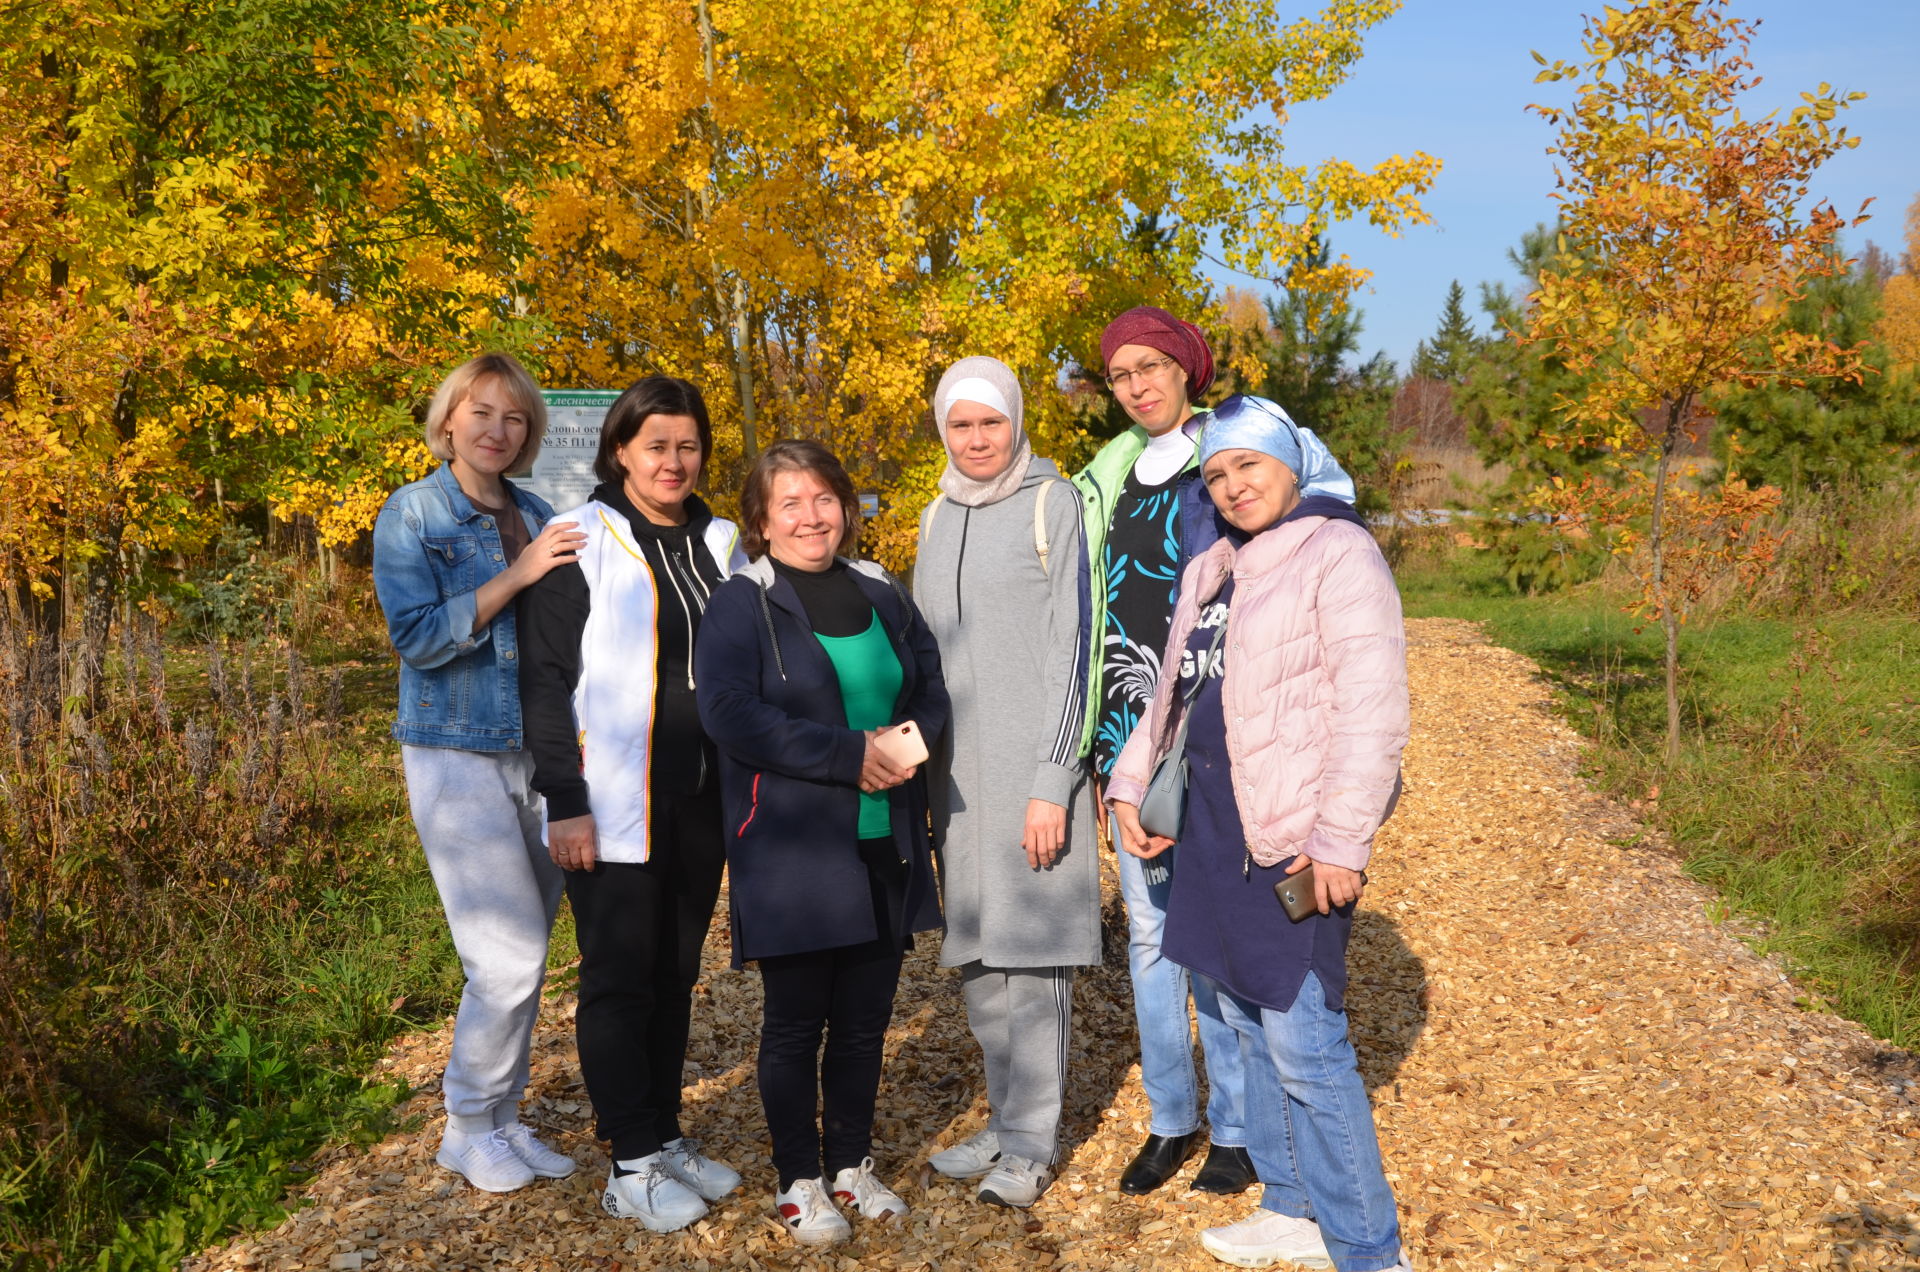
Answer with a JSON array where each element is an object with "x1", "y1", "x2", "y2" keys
[
  {"x1": 757, "y1": 840, "x2": 906, "y2": 1188},
  {"x1": 565, "y1": 786, "x2": 725, "y2": 1163}
]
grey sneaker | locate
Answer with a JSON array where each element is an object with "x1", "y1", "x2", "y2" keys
[
  {"x1": 1199, "y1": 1209, "x2": 1333, "y2": 1269},
  {"x1": 977, "y1": 1153, "x2": 1053, "y2": 1208},
  {"x1": 928, "y1": 1127, "x2": 1002, "y2": 1180}
]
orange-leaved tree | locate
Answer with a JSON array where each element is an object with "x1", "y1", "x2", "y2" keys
[
  {"x1": 1526, "y1": 0, "x2": 1868, "y2": 761},
  {"x1": 485, "y1": 0, "x2": 1440, "y2": 568}
]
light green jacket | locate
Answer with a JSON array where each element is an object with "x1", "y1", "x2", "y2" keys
[{"x1": 1067, "y1": 413, "x2": 1213, "y2": 759}]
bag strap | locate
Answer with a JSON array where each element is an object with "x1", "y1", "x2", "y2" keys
[
  {"x1": 1159, "y1": 603, "x2": 1231, "y2": 759},
  {"x1": 926, "y1": 482, "x2": 1056, "y2": 576},
  {"x1": 1033, "y1": 479, "x2": 1055, "y2": 575},
  {"x1": 1179, "y1": 609, "x2": 1231, "y2": 707}
]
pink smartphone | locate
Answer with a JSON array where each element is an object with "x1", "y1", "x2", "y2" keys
[{"x1": 873, "y1": 721, "x2": 928, "y2": 768}]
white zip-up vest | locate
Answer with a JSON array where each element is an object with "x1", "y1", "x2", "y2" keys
[{"x1": 561, "y1": 500, "x2": 745, "y2": 863}]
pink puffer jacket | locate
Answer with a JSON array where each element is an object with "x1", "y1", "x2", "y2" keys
[{"x1": 1106, "y1": 516, "x2": 1408, "y2": 872}]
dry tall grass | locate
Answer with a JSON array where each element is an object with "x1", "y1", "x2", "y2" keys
[
  {"x1": 1667, "y1": 480, "x2": 1920, "y2": 618},
  {"x1": 1400, "y1": 446, "x2": 1511, "y2": 509}
]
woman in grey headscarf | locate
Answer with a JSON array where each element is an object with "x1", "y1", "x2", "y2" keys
[{"x1": 912, "y1": 356, "x2": 1098, "y2": 1210}]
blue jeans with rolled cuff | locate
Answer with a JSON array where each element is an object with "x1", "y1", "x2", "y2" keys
[{"x1": 1210, "y1": 970, "x2": 1403, "y2": 1272}]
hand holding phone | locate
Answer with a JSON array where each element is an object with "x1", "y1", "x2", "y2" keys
[
  {"x1": 872, "y1": 720, "x2": 928, "y2": 768},
  {"x1": 1274, "y1": 860, "x2": 1320, "y2": 921},
  {"x1": 1274, "y1": 857, "x2": 1367, "y2": 920},
  {"x1": 860, "y1": 722, "x2": 925, "y2": 793}
]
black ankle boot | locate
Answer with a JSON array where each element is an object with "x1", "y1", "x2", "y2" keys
[
  {"x1": 1191, "y1": 1142, "x2": 1257, "y2": 1194},
  {"x1": 1117, "y1": 1130, "x2": 1201, "y2": 1194}
]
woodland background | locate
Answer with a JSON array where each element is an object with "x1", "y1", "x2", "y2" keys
[{"x1": 2, "y1": 0, "x2": 1917, "y2": 1267}]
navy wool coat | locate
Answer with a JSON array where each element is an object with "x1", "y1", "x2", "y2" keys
[{"x1": 694, "y1": 557, "x2": 950, "y2": 967}]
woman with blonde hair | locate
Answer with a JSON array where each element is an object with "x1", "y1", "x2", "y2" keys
[{"x1": 372, "y1": 352, "x2": 588, "y2": 1192}]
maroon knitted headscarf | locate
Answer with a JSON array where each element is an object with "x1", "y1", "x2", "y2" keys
[{"x1": 1099, "y1": 306, "x2": 1216, "y2": 397}]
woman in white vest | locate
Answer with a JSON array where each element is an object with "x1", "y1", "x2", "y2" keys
[{"x1": 520, "y1": 375, "x2": 748, "y2": 1233}]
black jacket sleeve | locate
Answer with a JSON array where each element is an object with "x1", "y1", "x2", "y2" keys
[
  {"x1": 518, "y1": 561, "x2": 593, "y2": 821},
  {"x1": 695, "y1": 581, "x2": 868, "y2": 785}
]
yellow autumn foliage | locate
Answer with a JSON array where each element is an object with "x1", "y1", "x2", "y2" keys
[
  {"x1": 1879, "y1": 194, "x2": 1920, "y2": 371},
  {"x1": 2, "y1": 0, "x2": 1437, "y2": 599},
  {"x1": 486, "y1": 0, "x2": 1438, "y2": 567}
]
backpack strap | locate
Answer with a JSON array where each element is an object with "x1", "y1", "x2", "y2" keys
[
  {"x1": 926, "y1": 484, "x2": 1055, "y2": 575},
  {"x1": 1033, "y1": 479, "x2": 1057, "y2": 576}
]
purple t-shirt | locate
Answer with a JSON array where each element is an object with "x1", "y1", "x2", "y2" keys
[{"x1": 1160, "y1": 575, "x2": 1354, "y2": 1014}]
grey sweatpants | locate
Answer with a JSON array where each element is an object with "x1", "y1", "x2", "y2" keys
[
  {"x1": 960, "y1": 962, "x2": 1074, "y2": 1164},
  {"x1": 403, "y1": 746, "x2": 565, "y2": 1134}
]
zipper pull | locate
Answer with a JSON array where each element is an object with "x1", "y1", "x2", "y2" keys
[{"x1": 1243, "y1": 850, "x2": 1251, "y2": 880}]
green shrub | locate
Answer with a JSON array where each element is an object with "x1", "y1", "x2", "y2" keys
[{"x1": 0, "y1": 584, "x2": 458, "y2": 1271}]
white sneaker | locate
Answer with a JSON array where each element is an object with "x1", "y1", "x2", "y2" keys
[
  {"x1": 659, "y1": 1136, "x2": 741, "y2": 1201},
  {"x1": 831, "y1": 1156, "x2": 909, "y2": 1220},
  {"x1": 774, "y1": 1177, "x2": 852, "y2": 1246},
  {"x1": 498, "y1": 1123, "x2": 577, "y2": 1179},
  {"x1": 928, "y1": 1127, "x2": 1002, "y2": 1179},
  {"x1": 601, "y1": 1154, "x2": 710, "y2": 1232},
  {"x1": 977, "y1": 1153, "x2": 1053, "y2": 1209},
  {"x1": 436, "y1": 1125, "x2": 535, "y2": 1193},
  {"x1": 1200, "y1": 1209, "x2": 1333, "y2": 1269},
  {"x1": 1390, "y1": 1250, "x2": 1413, "y2": 1271}
]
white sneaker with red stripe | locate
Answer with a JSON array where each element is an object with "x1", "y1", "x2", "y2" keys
[
  {"x1": 774, "y1": 1176, "x2": 852, "y2": 1246},
  {"x1": 831, "y1": 1156, "x2": 909, "y2": 1220}
]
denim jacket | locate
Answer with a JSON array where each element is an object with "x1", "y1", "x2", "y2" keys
[{"x1": 372, "y1": 463, "x2": 556, "y2": 751}]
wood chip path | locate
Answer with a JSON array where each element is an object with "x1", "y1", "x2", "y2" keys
[{"x1": 186, "y1": 618, "x2": 1920, "y2": 1271}]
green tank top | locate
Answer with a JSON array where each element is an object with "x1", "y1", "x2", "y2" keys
[{"x1": 814, "y1": 611, "x2": 905, "y2": 839}]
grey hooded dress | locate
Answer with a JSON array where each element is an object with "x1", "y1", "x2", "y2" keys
[{"x1": 913, "y1": 458, "x2": 1101, "y2": 970}]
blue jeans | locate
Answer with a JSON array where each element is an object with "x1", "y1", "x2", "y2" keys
[
  {"x1": 1211, "y1": 971, "x2": 1402, "y2": 1272},
  {"x1": 1114, "y1": 829, "x2": 1245, "y2": 1146}
]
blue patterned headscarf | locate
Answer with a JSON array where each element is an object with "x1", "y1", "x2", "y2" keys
[{"x1": 1199, "y1": 395, "x2": 1357, "y2": 503}]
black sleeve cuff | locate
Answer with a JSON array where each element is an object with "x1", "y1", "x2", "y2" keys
[{"x1": 541, "y1": 781, "x2": 592, "y2": 823}]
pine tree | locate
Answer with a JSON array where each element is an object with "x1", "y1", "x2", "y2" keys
[
  {"x1": 1253, "y1": 238, "x2": 1407, "y2": 516},
  {"x1": 1454, "y1": 224, "x2": 1618, "y2": 592},
  {"x1": 1410, "y1": 280, "x2": 1478, "y2": 383},
  {"x1": 1714, "y1": 253, "x2": 1920, "y2": 490}
]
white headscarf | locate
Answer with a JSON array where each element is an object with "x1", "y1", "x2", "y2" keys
[{"x1": 933, "y1": 356, "x2": 1033, "y2": 507}]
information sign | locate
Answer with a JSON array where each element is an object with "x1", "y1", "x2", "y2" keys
[{"x1": 519, "y1": 390, "x2": 618, "y2": 511}]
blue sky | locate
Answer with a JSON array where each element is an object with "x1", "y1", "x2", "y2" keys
[{"x1": 1227, "y1": 0, "x2": 1920, "y2": 372}]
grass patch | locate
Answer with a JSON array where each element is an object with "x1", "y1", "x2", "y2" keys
[
  {"x1": 1396, "y1": 544, "x2": 1920, "y2": 1047},
  {"x1": 0, "y1": 582, "x2": 479, "y2": 1271}
]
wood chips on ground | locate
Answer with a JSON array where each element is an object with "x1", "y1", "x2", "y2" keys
[{"x1": 185, "y1": 618, "x2": 1920, "y2": 1271}]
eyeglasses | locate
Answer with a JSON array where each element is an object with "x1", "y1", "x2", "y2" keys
[{"x1": 1104, "y1": 356, "x2": 1177, "y2": 392}]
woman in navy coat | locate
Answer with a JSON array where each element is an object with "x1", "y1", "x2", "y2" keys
[{"x1": 694, "y1": 439, "x2": 948, "y2": 1246}]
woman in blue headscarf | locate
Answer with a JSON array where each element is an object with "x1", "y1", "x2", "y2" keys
[{"x1": 1106, "y1": 395, "x2": 1412, "y2": 1272}]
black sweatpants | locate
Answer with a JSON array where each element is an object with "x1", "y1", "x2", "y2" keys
[
  {"x1": 756, "y1": 839, "x2": 906, "y2": 1188},
  {"x1": 564, "y1": 786, "x2": 726, "y2": 1163}
]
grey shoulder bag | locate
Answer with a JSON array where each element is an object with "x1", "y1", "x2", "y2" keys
[{"x1": 1135, "y1": 615, "x2": 1230, "y2": 840}]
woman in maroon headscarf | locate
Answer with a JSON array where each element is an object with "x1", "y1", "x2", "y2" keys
[{"x1": 1066, "y1": 306, "x2": 1254, "y2": 1197}]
